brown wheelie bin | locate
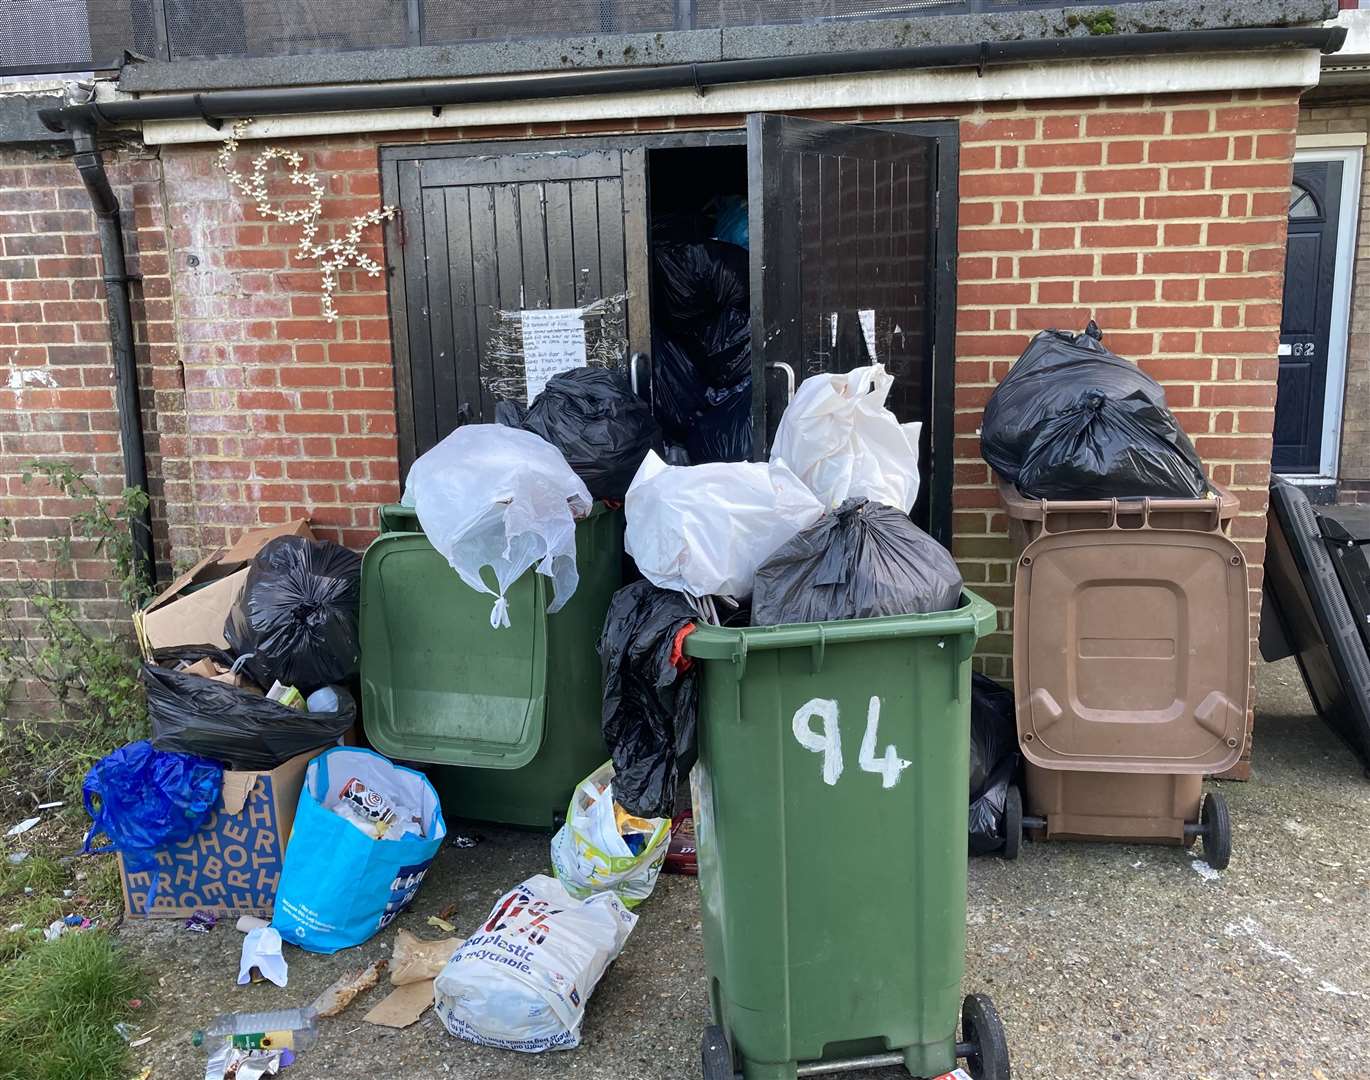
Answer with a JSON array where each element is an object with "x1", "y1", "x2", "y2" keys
[{"x1": 999, "y1": 480, "x2": 1249, "y2": 869}]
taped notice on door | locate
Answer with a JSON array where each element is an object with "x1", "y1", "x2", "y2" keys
[{"x1": 521, "y1": 307, "x2": 588, "y2": 404}]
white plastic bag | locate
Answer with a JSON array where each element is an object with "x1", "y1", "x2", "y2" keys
[
  {"x1": 624, "y1": 451, "x2": 823, "y2": 600},
  {"x1": 550, "y1": 762, "x2": 671, "y2": 908},
  {"x1": 770, "y1": 363, "x2": 922, "y2": 513},
  {"x1": 434, "y1": 874, "x2": 636, "y2": 1053},
  {"x1": 403, "y1": 425, "x2": 592, "y2": 628}
]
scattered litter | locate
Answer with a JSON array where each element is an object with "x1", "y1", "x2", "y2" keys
[
  {"x1": 310, "y1": 959, "x2": 387, "y2": 1018},
  {"x1": 114, "y1": 1022, "x2": 137, "y2": 1042},
  {"x1": 450, "y1": 835, "x2": 480, "y2": 849},
  {"x1": 391, "y1": 929, "x2": 461, "y2": 985},
  {"x1": 235, "y1": 916, "x2": 269, "y2": 934},
  {"x1": 1190, "y1": 859, "x2": 1220, "y2": 882},
  {"x1": 426, "y1": 916, "x2": 457, "y2": 934},
  {"x1": 665, "y1": 811, "x2": 697, "y2": 876},
  {"x1": 204, "y1": 1043, "x2": 292, "y2": 1080},
  {"x1": 6, "y1": 817, "x2": 40, "y2": 837},
  {"x1": 132, "y1": 1068, "x2": 152, "y2": 1080},
  {"x1": 35, "y1": 800, "x2": 64, "y2": 810},
  {"x1": 7, "y1": 852, "x2": 27, "y2": 865},
  {"x1": 186, "y1": 912, "x2": 218, "y2": 934},
  {"x1": 551, "y1": 761, "x2": 671, "y2": 907},
  {"x1": 435, "y1": 874, "x2": 636, "y2": 1052},
  {"x1": 932, "y1": 1070, "x2": 974, "y2": 1080},
  {"x1": 6, "y1": 923, "x2": 22, "y2": 933},
  {"x1": 43, "y1": 920, "x2": 67, "y2": 941},
  {"x1": 129, "y1": 1037, "x2": 152, "y2": 1049},
  {"x1": 237, "y1": 927, "x2": 288, "y2": 988},
  {"x1": 364, "y1": 980, "x2": 434, "y2": 1029},
  {"x1": 128, "y1": 998, "x2": 144, "y2": 1010},
  {"x1": 436, "y1": 901, "x2": 459, "y2": 922}
]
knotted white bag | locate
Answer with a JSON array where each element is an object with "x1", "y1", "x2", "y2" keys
[
  {"x1": 403, "y1": 425, "x2": 591, "y2": 628},
  {"x1": 624, "y1": 451, "x2": 823, "y2": 601},
  {"x1": 770, "y1": 363, "x2": 922, "y2": 513}
]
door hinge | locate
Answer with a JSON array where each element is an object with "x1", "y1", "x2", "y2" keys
[{"x1": 395, "y1": 207, "x2": 406, "y2": 248}]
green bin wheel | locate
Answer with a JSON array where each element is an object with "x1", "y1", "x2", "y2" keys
[
  {"x1": 1001, "y1": 784, "x2": 1022, "y2": 861},
  {"x1": 701, "y1": 1025, "x2": 736, "y2": 1080},
  {"x1": 1200, "y1": 792, "x2": 1231, "y2": 872},
  {"x1": 960, "y1": 993, "x2": 1010, "y2": 1080}
]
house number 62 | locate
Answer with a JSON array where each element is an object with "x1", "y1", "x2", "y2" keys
[{"x1": 791, "y1": 696, "x2": 912, "y2": 789}]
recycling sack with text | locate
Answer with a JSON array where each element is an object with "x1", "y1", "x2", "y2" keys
[
  {"x1": 435, "y1": 874, "x2": 637, "y2": 1052},
  {"x1": 272, "y1": 747, "x2": 445, "y2": 953}
]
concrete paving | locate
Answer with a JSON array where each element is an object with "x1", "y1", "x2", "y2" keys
[{"x1": 123, "y1": 658, "x2": 1369, "y2": 1079}]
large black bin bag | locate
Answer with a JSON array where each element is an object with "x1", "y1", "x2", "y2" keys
[{"x1": 980, "y1": 321, "x2": 1208, "y2": 500}]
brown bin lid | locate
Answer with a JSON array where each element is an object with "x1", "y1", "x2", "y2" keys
[{"x1": 1014, "y1": 528, "x2": 1250, "y2": 774}]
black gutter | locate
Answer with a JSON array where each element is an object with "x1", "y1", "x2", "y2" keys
[
  {"x1": 70, "y1": 123, "x2": 156, "y2": 588},
  {"x1": 42, "y1": 25, "x2": 1346, "y2": 132}
]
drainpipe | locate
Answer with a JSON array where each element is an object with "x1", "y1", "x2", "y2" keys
[{"x1": 69, "y1": 122, "x2": 156, "y2": 588}]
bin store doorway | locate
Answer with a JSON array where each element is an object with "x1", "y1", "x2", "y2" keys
[{"x1": 381, "y1": 114, "x2": 958, "y2": 541}]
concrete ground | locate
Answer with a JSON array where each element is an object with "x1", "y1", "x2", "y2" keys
[{"x1": 123, "y1": 659, "x2": 1370, "y2": 1079}]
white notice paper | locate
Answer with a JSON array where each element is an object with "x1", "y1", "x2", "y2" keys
[
  {"x1": 858, "y1": 309, "x2": 878, "y2": 363},
  {"x1": 521, "y1": 307, "x2": 588, "y2": 404}
]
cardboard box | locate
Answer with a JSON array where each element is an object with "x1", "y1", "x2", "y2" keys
[
  {"x1": 136, "y1": 519, "x2": 313, "y2": 656},
  {"x1": 119, "y1": 748, "x2": 314, "y2": 919}
]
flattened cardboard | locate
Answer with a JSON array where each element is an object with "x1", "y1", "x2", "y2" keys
[
  {"x1": 136, "y1": 520, "x2": 312, "y2": 656},
  {"x1": 118, "y1": 748, "x2": 315, "y2": 919},
  {"x1": 364, "y1": 980, "x2": 435, "y2": 1029}
]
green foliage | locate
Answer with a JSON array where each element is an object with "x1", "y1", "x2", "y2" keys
[
  {"x1": 1065, "y1": 9, "x2": 1117, "y2": 34},
  {"x1": 0, "y1": 463, "x2": 152, "y2": 807},
  {"x1": 0, "y1": 930, "x2": 148, "y2": 1080}
]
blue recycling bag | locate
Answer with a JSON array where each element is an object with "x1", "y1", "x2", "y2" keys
[{"x1": 272, "y1": 747, "x2": 445, "y2": 954}]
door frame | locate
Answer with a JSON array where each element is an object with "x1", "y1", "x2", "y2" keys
[
  {"x1": 379, "y1": 121, "x2": 959, "y2": 538},
  {"x1": 1287, "y1": 145, "x2": 1362, "y2": 482}
]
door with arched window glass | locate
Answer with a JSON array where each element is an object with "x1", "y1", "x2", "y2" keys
[{"x1": 1275, "y1": 159, "x2": 1346, "y2": 476}]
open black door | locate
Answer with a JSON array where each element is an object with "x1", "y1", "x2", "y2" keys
[{"x1": 746, "y1": 113, "x2": 950, "y2": 541}]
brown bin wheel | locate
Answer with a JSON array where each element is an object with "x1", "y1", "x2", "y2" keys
[
  {"x1": 1001, "y1": 784, "x2": 1022, "y2": 861},
  {"x1": 960, "y1": 993, "x2": 1011, "y2": 1080},
  {"x1": 1200, "y1": 792, "x2": 1232, "y2": 872},
  {"x1": 701, "y1": 1025, "x2": 737, "y2": 1080}
]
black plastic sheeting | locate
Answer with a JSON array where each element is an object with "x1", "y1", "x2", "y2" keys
[
  {"x1": 969, "y1": 673, "x2": 1020, "y2": 855},
  {"x1": 224, "y1": 535, "x2": 362, "y2": 693},
  {"x1": 751, "y1": 499, "x2": 964, "y2": 626},
  {"x1": 598, "y1": 580, "x2": 699, "y2": 819},
  {"x1": 146, "y1": 647, "x2": 356, "y2": 771},
  {"x1": 980, "y1": 321, "x2": 1208, "y2": 500},
  {"x1": 651, "y1": 239, "x2": 752, "y2": 465},
  {"x1": 516, "y1": 367, "x2": 663, "y2": 500}
]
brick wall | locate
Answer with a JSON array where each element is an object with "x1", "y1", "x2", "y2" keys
[
  {"x1": 0, "y1": 144, "x2": 177, "y2": 718},
  {"x1": 1297, "y1": 100, "x2": 1370, "y2": 504},
  {"x1": 1, "y1": 86, "x2": 1302, "y2": 743}
]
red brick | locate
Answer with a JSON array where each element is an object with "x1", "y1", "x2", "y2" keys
[
  {"x1": 1100, "y1": 252, "x2": 1138, "y2": 276},
  {"x1": 1080, "y1": 279, "x2": 1157, "y2": 302},
  {"x1": 1081, "y1": 224, "x2": 1158, "y2": 247},
  {"x1": 1204, "y1": 276, "x2": 1282, "y2": 301},
  {"x1": 1161, "y1": 279, "x2": 1199, "y2": 302},
  {"x1": 962, "y1": 117, "x2": 1039, "y2": 142},
  {"x1": 1106, "y1": 141, "x2": 1146, "y2": 165},
  {"x1": 958, "y1": 228, "x2": 1034, "y2": 253},
  {"x1": 1147, "y1": 137, "x2": 1230, "y2": 164},
  {"x1": 1022, "y1": 198, "x2": 1098, "y2": 223},
  {"x1": 1170, "y1": 110, "x2": 1213, "y2": 135},
  {"x1": 962, "y1": 173, "x2": 1035, "y2": 197},
  {"x1": 1144, "y1": 194, "x2": 1225, "y2": 218},
  {"x1": 1208, "y1": 221, "x2": 1284, "y2": 245},
  {"x1": 1024, "y1": 142, "x2": 1102, "y2": 167},
  {"x1": 1039, "y1": 172, "x2": 1077, "y2": 195},
  {"x1": 1083, "y1": 168, "x2": 1161, "y2": 193},
  {"x1": 1136, "y1": 306, "x2": 1215, "y2": 328},
  {"x1": 1215, "y1": 105, "x2": 1299, "y2": 131},
  {"x1": 1018, "y1": 254, "x2": 1095, "y2": 277},
  {"x1": 1086, "y1": 113, "x2": 1166, "y2": 137},
  {"x1": 1255, "y1": 133, "x2": 1296, "y2": 159}
]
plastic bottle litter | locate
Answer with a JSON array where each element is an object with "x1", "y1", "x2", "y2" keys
[
  {"x1": 331, "y1": 777, "x2": 424, "y2": 841},
  {"x1": 305, "y1": 686, "x2": 339, "y2": 713},
  {"x1": 193, "y1": 1008, "x2": 318, "y2": 1053}
]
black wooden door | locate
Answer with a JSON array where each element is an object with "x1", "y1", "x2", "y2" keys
[
  {"x1": 384, "y1": 146, "x2": 648, "y2": 473},
  {"x1": 746, "y1": 113, "x2": 944, "y2": 533},
  {"x1": 1275, "y1": 160, "x2": 1343, "y2": 475}
]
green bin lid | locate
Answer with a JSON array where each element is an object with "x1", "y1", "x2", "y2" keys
[{"x1": 359, "y1": 532, "x2": 547, "y2": 768}]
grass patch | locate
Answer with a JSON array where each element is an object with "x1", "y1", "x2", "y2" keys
[{"x1": 0, "y1": 929, "x2": 147, "y2": 1080}]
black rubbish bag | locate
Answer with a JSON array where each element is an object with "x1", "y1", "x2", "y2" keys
[
  {"x1": 751, "y1": 499, "x2": 964, "y2": 626},
  {"x1": 681, "y1": 307, "x2": 751, "y2": 390},
  {"x1": 521, "y1": 367, "x2": 663, "y2": 501},
  {"x1": 686, "y1": 379, "x2": 753, "y2": 465},
  {"x1": 652, "y1": 240, "x2": 748, "y2": 328},
  {"x1": 599, "y1": 580, "x2": 699, "y2": 819},
  {"x1": 652, "y1": 331, "x2": 709, "y2": 442},
  {"x1": 494, "y1": 398, "x2": 527, "y2": 428},
  {"x1": 969, "y1": 674, "x2": 1020, "y2": 855},
  {"x1": 146, "y1": 647, "x2": 356, "y2": 770},
  {"x1": 980, "y1": 321, "x2": 1208, "y2": 500},
  {"x1": 224, "y1": 535, "x2": 362, "y2": 693}
]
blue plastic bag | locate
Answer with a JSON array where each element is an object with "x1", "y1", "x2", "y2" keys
[
  {"x1": 272, "y1": 747, "x2": 446, "y2": 954},
  {"x1": 82, "y1": 741, "x2": 223, "y2": 878}
]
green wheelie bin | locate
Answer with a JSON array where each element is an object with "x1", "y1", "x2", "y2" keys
[
  {"x1": 685, "y1": 591, "x2": 1009, "y2": 1080},
  {"x1": 358, "y1": 502, "x2": 621, "y2": 828}
]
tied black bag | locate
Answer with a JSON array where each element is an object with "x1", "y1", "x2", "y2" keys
[
  {"x1": 980, "y1": 321, "x2": 1207, "y2": 500},
  {"x1": 968, "y1": 674, "x2": 1020, "y2": 855},
  {"x1": 519, "y1": 367, "x2": 663, "y2": 501},
  {"x1": 224, "y1": 535, "x2": 362, "y2": 693},
  {"x1": 598, "y1": 581, "x2": 700, "y2": 819},
  {"x1": 751, "y1": 499, "x2": 963, "y2": 626}
]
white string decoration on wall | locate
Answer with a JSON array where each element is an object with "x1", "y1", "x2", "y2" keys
[{"x1": 214, "y1": 119, "x2": 396, "y2": 322}]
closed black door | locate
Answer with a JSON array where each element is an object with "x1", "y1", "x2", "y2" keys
[
  {"x1": 1275, "y1": 160, "x2": 1343, "y2": 475},
  {"x1": 746, "y1": 113, "x2": 945, "y2": 536}
]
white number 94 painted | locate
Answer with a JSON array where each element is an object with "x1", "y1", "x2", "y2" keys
[{"x1": 791, "y1": 696, "x2": 912, "y2": 789}]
